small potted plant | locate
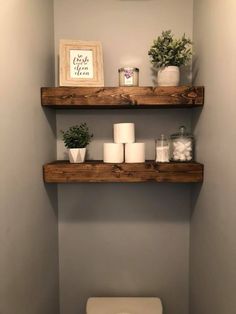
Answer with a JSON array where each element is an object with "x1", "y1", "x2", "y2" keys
[
  {"x1": 61, "y1": 123, "x2": 93, "y2": 163},
  {"x1": 148, "y1": 30, "x2": 193, "y2": 86}
]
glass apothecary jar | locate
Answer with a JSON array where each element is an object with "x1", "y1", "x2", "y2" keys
[
  {"x1": 118, "y1": 67, "x2": 139, "y2": 86},
  {"x1": 170, "y1": 126, "x2": 194, "y2": 162},
  {"x1": 155, "y1": 134, "x2": 169, "y2": 162}
]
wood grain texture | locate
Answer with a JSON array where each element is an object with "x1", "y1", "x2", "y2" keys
[
  {"x1": 41, "y1": 86, "x2": 204, "y2": 108},
  {"x1": 43, "y1": 161, "x2": 204, "y2": 183}
]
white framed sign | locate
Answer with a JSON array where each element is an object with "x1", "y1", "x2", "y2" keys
[{"x1": 59, "y1": 40, "x2": 104, "y2": 87}]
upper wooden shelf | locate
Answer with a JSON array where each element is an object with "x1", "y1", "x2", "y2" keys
[
  {"x1": 41, "y1": 86, "x2": 204, "y2": 109},
  {"x1": 43, "y1": 161, "x2": 203, "y2": 183}
]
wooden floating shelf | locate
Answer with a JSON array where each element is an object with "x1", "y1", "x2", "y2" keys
[
  {"x1": 43, "y1": 161, "x2": 203, "y2": 183},
  {"x1": 41, "y1": 86, "x2": 204, "y2": 109}
]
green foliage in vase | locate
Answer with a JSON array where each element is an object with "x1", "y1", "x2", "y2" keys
[
  {"x1": 148, "y1": 30, "x2": 193, "y2": 68},
  {"x1": 61, "y1": 123, "x2": 93, "y2": 149}
]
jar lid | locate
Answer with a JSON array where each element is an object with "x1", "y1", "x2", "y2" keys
[
  {"x1": 156, "y1": 134, "x2": 168, "y2": 146},
  {"x1": 171, "y1": 126, "x2": 193, "y2": 138},
  {"x1": 118, "y1": 67, "x2": 139, "y2": 72}
]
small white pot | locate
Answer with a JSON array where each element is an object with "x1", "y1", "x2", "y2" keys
[
  {"x1": 157, "y1": 66, "x2": 180, "y2": 86},
  {"x1": 68, "y1": 148, "x2": 86, "y2": 163}
]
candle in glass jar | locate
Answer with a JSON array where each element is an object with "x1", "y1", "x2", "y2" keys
[{"x1": 118, "y1": 67, "x2": 139, "y2": 86}]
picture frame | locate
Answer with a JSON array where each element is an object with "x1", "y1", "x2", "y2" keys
[{"x1": 59, "y1": 40, "x2": 104, "y2": 87}]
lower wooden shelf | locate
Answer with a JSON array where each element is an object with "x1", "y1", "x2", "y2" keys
[{"x1": 43, "y1": 161, "x2": 203, "y2": 183}]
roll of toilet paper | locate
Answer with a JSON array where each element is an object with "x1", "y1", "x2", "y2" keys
[
  {"x1": 103, "y1": 143, "x2": 124, "y2": 163},
  {"x1": 113, "y1": 123, "x2": 135, "y2": 144},
  {"x1": 125, "y1": 143, "x2": 145, "y2": 163}
]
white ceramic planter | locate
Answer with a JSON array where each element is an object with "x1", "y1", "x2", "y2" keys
[
  {"x1": 157, "y1": 66, "x2": 180, "y2": 86},
  {"x1": 68, "y1": 148, "x2": 86, "y2": 163}
]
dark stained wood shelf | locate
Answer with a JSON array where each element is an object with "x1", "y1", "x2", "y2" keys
[
  {"x1": 42, "y1": 86, "x2": 204, "y2": 184},
  {"x1": 43, "y1": 161, "x2": 203, "y2": 183},
  {"x1": 41, "y1": 86, "x2": 204, "y2": 109}
]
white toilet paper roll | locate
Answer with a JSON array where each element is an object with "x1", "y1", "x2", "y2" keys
[
  {"x1": 125, "y1": 143, "x2": 145, "y2": 163},
  {"x1": 103, "y1": 143, "x2": 124, "y2": 163},
  {"x1": 113, "y1": 123, "x2": 135, "y2": 144}
]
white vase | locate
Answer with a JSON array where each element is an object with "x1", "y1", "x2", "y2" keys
[
  {"x1": 68, "y1": 148, "x2": 86, "y2": 163},
  {"x1": 157, "y1": 66, "x2": 180, "y2": 86}
]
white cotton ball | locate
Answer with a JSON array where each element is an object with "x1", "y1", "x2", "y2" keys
[
  {"x1": 174, "y1": 150, "x2": 181, "y2": 156},
  {"x1": 176, "y1": 142, "x2": 186, "y2": 153},
  {"x1": 172, "y1": 138, "x2": 193, "y2": 161},
  {"x1": 185, "y1": 151, "x2": 191, "y2": 158}
]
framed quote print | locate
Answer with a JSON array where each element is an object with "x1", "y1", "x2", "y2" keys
[{"x1": 59, "y1": 40, "x2": 104, "y2": 87}]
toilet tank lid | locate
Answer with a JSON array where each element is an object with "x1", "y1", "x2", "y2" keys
[{"x1": 86, "y1": 297, "x2": 163, "y2": 314}]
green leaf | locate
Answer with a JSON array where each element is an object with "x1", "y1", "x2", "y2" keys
[
  {"x1": 148, "y1": 30, "x2": 193, "y2": 68},
  {"x1": 61, "y1": 123, "x2": 93, "y2": 149}
]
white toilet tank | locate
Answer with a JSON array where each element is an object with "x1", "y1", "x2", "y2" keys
[{"x1": 86, "y1": 297, "x2": 163, "y2": 314}]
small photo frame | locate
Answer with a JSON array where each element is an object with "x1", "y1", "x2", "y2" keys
[{"x1": 59, "y1": 40, "x2": 104, "y2": 87}]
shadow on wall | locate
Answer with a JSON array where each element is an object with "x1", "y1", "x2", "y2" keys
[
  {"x1": 58, "y1": 183, "x2": 191, "y2": 223},
  {"x1": 191, "y1": 55, "x2": 203, "y2": 218},
  {"x1": 44, "y1": 183, "x2": 58, "y2": 217},
  {"x1": 192, "y1": 57, "x2": 199, "y2": 85},
  {"x1": 42, "y1": 107, "x2": 57, "y2": 138},
  {"x1": 57, "y1": 109, "x2": 192, "y2": 136},
  {"x1": 190, "y1": 183, "x2": 203, "y2": 218}
]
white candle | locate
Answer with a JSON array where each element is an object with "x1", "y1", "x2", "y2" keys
[
  {"x1": 103, "y1": 143, "x2": 124, "y2": 163},
  {"x1": 125, "y1": 143, "x2": 145, "y2": 163},
  {"x1": 113, "y1": 123, "x2": 135, "y2": 144}
]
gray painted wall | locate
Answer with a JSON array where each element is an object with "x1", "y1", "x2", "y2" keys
[
  {"x1": 0, "y1": 1, "x2": 59, "y2": 314},
  {"x1": 54, "y1": 1, "x2": 193, "y2": 313},
  {"x1": 2, "y1": 2, "x2": 234, "y2": 314},
  {"x1": 191, "y1": 1, "x2": 236, "y2": 314}
]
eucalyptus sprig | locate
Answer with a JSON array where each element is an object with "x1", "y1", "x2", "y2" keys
[
  {"x1": 148, "y1": 30, "x2": 193, "y2": 68},
  {"x1": 61, "y1": 123, "x2": 93, "y2": 149}
]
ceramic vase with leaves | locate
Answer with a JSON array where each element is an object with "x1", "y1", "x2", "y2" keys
[
  {"x1": 61, "y1": 123, "x2": 93, "y2": 163},
  {"x1": 148, "y1": 30, "x2": 193, "y2": 86}
]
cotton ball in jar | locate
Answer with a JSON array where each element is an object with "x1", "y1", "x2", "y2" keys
[{"x1": 170, "y1": 126, "x2": 194, "y2": 162}]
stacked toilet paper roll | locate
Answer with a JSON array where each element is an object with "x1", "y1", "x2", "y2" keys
[
  {"x1": 103, "y1": 123, "x2": 145, "y2": 163},
  {"x1": 125, "y1": 142, "x2": 145, "y2": 163},
  {"x1": 103, "y1": 143, "x2": 124, "y2": 163},
  {"x1": 113, "y1": 123, "x2": 135, "y2": 144}
]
